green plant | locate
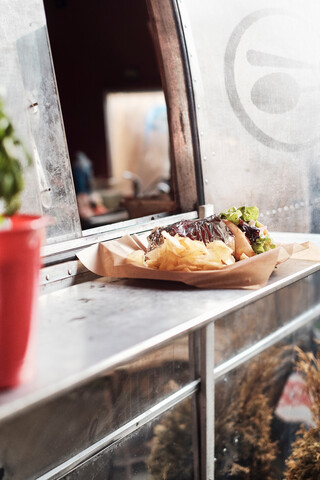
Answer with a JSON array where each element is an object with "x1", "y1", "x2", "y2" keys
[{"x1": 0, "y1": 100, "x2": 31, "y2": 217}]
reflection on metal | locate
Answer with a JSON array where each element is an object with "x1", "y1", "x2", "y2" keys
[
  {"x1": 59, "y1": 397, "x2": 194, "y2": 479},
  {"x1": 214, "y1": 302, "x2": 320, "y2": 381},
  {"x1": 36, "y1": 380, "x2": 200, "y2": 480},
  {"x1": 0, "y1": 337, "x2": 191, "y2": 479}
]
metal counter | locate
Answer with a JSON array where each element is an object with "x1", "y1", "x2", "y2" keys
[
  {"x1": 0, "y1": 233, "x2": 320, "y2": 479},
  {"x1": 1, "y1": 232, "x2": 319, "y2": 423}
]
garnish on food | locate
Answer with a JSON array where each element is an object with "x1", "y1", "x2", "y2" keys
[{"x1": 219, "y1": 206, "x2": 276, "y2": 259}]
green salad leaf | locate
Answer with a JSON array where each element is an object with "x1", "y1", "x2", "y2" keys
[
  {"x1": 220, "y1": 205, "x2": 276, "y2": 254},
  {"x1": 219, "y1": 205, "x2": 259, "y2": 225},
  {"x1": 238, "y1": 206, "x2": 259, "y2": 223},
  {"x1": 252, "y1": 235, "x2": 276, "y2": 254},
  {"x1": 219, "y1": 207, "x2": 242, "y2": 225}
]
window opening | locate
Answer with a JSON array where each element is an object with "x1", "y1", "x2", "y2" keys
[{"x1": 43, "y1": 0, "x2": 175, "y2": 231}]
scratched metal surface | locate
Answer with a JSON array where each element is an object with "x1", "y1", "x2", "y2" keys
[
  {"x1": 0, "y1": 0, "x2": 81, "y2": 242},
  {"x1": 0, "y1": 231, "x2": 319, "y2": 423}
]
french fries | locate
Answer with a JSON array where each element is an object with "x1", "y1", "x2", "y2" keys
[{"x1": 126, "y1": 231, "x2": 235, "y2": 272}]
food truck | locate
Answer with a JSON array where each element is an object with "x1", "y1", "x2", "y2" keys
[{"x1": 1, "y1": 0, "x2": 320, "y2": 479}]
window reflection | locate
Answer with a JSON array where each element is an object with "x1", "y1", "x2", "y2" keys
[
  {"x1": 214, "y1": 274, "x2": 320, "y2": 479},
  {"x1": 214, "y1": 324, "x2": 319, "y2": 479},
  {"x1": 63, "y1": 398, "x2": 194, "y2": 480},
  {"x1": 0, "y1": 337, "x2": 190, "y2": 479}
]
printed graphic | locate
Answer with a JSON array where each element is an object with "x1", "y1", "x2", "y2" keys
[{"x1": 224, "y1": 9, "x2": 320, "y2": 151}]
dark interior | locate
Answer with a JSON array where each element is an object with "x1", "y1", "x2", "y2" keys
[{"x1": 43, "y1": 0, "x2": 162, "y2": 179}]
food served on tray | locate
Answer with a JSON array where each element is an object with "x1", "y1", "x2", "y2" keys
[{"x1": 127, "y1": 206, "x2": 276, "y2": 272}]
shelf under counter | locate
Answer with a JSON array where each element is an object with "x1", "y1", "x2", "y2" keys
[{"x1": 1, "y1": 231, "x2": 320, "y2": 423}]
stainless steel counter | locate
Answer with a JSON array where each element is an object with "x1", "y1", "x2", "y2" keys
[{"x1": 1, "y1": 232, "x2": 319, "y2": 423}]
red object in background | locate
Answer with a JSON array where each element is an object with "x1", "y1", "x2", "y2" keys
[
  {"x1": 275, "y1": 372, "x2": 314, "y2": 427},
  {"x1": 0, "y1": 215, "x2": 48, "y2": 388}
]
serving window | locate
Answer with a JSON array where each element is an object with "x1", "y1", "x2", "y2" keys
[
  {"x1": 0, "y1": 0, "x2": 199, "y2": 251},
  {"x1": 43, "y1": 0, "x2": 185, "y2": 233}
]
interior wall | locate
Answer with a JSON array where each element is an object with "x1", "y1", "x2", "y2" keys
[{"x1": 43, "y1": 0, "x2": 162, "y2": 178}]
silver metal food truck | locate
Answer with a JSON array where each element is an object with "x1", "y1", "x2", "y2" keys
[{"x1": 1, "y1": 0, "x2": 320, "y2": 479}]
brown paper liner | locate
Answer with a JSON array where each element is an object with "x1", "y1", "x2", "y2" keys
[{"x1": 77, "y1": 235, "x2": 320, "y2": 290}]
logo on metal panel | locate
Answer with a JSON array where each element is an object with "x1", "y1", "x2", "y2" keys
[{"x1": 224, "y1": 9, "x2": 320, "y2": 151}]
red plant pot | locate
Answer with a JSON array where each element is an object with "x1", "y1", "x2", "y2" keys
[{"x1": 0, "y1": 215, "x2": 48, "y2": 388}]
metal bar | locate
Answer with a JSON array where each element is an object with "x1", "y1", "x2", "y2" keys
[
  {"x1": 189, "y1": 331, "x2": 201, "y2": 480},
  {"x1": 36, "y1": 379, "x2": 200, "y2": 480},
  {"x1": 200, "y1": 323, "x2": 215, "y2": 480},
  {"x1": 214, "y1": 302, "x2": 320, "y2": 381}
]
